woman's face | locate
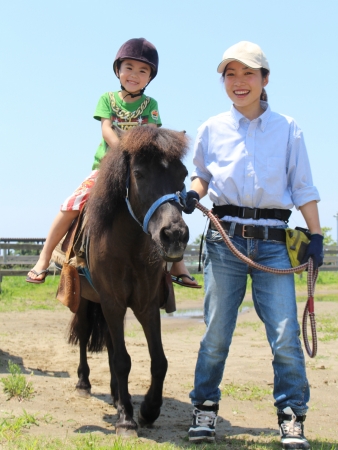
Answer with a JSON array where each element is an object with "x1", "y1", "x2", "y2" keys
[{"x1": 224, "y1": 60, "x2": 269, "y2": 118}]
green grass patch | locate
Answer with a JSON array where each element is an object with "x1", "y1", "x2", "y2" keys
[
  {"x1": 0, "y1": 275, "x2": 63, "y2": 312},
  {"x1": 0, "y1": 410, "x2": 336, "y2": 449},
  {"x1": 236, "y1": 321, "x2": 262, "y2": 332},
  {"x1": 222, "y1": 382, "x2": 272, "y2": 401},
  {"x1": 0, "y1": 271, "x2": 337, "y2": 314},
  {"x1": 1, "y1": 433, "x2": 336, "y2": 449},
  {"x1": 174, "y1": 272, "x2": 338, "y2": 305},
  {"x1": 0, "y1": 361, "x2": 34, "y2": 401},
  {"x1": 297, "y1": 295, "x2": 338, "y2": 303},
  {"x1": 294, "y1": 271, "x2": 338, "y2": 288},
  {"x1": 0, "y1": 410, "x2": 39, "y2": 443},
  {"x1": 172, "y1": 274, "x2": 204, "y2": 300},
  {"x1": 317, "y1": 314, "x2": 338, "y2": 342}
]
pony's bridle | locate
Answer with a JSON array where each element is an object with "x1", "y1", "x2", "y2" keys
[{"x1": 125, "y1": 167, "x2": 187, "y2": 234}]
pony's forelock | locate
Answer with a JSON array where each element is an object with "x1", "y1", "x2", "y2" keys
[{"x1": 119, "y1": 127, "x2": 189, "y2": 161}]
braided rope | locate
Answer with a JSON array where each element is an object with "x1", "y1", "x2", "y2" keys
[
  {"x1": 196, "y1": 202, "x2": 318, "y2": 358},
  {"x1": 302, "y1": 258, "x2": 318, "y2": 357}
]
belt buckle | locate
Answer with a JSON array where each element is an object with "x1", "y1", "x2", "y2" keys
[{"x1": 242, "y1": 225, "x2": 252, "y2": 238}]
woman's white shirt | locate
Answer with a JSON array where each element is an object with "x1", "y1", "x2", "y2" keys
[{"x1": 192, "y1": 101, "x2": 320, "y2": 226}]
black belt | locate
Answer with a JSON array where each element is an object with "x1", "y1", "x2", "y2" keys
[
  {"x1": 210, "y1": 221, "x2": 286, "y2": 242},
  {"x1": 212, "y1": 204, "x2": 291, "y2": 223}
]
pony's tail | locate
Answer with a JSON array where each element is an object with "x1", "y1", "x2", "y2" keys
[{"x1": 67, "y1": 300, "x2": 108, "y2": 352}]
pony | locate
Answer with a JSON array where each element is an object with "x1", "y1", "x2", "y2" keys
[{"x1": 68, "y1": 126, "x2": 190, "y2": 437}]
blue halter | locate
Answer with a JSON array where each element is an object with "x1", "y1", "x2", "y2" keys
[{"x1": 125, "y1": 167, "x2": 187, "y2": 234}]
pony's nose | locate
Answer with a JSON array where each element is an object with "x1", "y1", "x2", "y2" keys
[{"x1": 161, "y1": 223, "x2": 189, "y2": 246}]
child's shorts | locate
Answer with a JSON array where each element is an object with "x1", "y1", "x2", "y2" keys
[{"x1": 60, "y1": 170, "x2": 99, "y2": 211}]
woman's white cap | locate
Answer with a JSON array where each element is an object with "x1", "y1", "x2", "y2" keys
[{"x1": 217, "y1": 41, "x2": 270, "y2": 74}]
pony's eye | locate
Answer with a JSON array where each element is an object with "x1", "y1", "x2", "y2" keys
[{"x1": 133, "y1": 170, "x2": 145, "y2": 180}]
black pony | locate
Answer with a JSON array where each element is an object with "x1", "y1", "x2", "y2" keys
[{"x1": 68, "y1": 126, "x2": 190, "y2": 436}]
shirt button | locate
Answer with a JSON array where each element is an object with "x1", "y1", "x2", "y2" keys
[{"x1": 248, "y1": 133, "x2": 252, "y2": 137}]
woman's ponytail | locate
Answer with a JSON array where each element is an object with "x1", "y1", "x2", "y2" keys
[
  {"x1": 260, "y1": 68, "x2": 269, "y2": 102},
  {"x1": 260, "y1": 87, "x2": 268, "y2": 102}
]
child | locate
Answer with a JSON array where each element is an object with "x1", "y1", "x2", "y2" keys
[
  {"x1": 27, "y1": 38, "x2": 199, "y2": 288},
  {"x1": 184, "y1": 41, "x2": 323, "y2": 448}
]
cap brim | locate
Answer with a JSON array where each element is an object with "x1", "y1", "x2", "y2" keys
[{"x1": 217, "y1": 58, "x2": 262, "y2": 74}]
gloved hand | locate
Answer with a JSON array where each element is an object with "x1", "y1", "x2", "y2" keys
[
  {"x1": 183, "y1": 190, "x2": 200, "y2": 214},
  {"x1": 301, "y1": 233, "x2": 324, "y2": 269}
]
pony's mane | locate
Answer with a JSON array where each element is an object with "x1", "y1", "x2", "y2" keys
[
  {"x1": 119, "y1": 126, "x2": 188, "y2": 160},
  {"x1": 86, "y1": 127, "x2": 189, "y2": 236}
]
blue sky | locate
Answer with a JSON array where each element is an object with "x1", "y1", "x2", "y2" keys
[{"x1": 1, "y1": 0, "x2": 337, "y2": 242}]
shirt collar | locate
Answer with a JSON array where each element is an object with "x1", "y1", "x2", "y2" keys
[{"x1": 230, "y1": 101, "x2": 271, "y2": 132}]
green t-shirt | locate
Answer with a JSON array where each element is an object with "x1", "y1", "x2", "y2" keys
[{"x1": 92, "y1": 91, "x2": 162, "y2": 169}]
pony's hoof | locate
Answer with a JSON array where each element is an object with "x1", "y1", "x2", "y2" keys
[
  {"x1": 116, "y1": 427, "x2": 138, "y2": 438},
  {"x1": 76, "y1": 388, "x2": 91, "y2": 398},
  {"x1": 138, "y1": 409, "x2": 154, "y2": 428}
]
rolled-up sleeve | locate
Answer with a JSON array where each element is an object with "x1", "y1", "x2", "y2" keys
[
  {"x1": 191, "y1": 125, "x2": 212, "y2": 183},
  {"x1": 287, "y1": 123, "x2": 320, "y2": 209}
]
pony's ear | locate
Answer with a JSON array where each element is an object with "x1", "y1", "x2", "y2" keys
[{"x1": 111, "y1": 124, "x2": 125, "y2": 139}]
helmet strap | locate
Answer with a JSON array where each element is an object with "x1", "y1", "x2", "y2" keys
[{"x1": 120, "y1": 84, "x2": 147, "y2": 100}]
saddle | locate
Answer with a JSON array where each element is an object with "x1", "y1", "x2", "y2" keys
[{"x1": 52, "y1": 210, "x2": 176, "y2": 314}]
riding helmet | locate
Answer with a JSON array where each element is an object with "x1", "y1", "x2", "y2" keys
[{"x1": 113, "y1": 38, "x2": 159, "y2": 80}]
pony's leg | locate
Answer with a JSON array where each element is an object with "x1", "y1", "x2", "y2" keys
[
  {"x1": 134, "y1": 307, "x2": 168, "y2": 426},
  {"x1": 103, "y1": 306, "x2": 138, "y2": 436},
  {"x1": 69, "y1": 298, "x2": 92, "y2": 397},
  {"x1": 105, "y1": 330, "x2": 119, "y2": 408}
]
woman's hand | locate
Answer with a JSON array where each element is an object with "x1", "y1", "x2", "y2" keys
[
  {"x1": 301, "y1": 234, "x2": 324, "y2": 269},
  {"x1": 183, "y1": 190, "x2": 200, "y2": 214}
]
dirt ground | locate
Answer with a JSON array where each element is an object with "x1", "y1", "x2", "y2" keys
[{"x1": 0, "y1": 295, "x2": 337, "y2": 445}]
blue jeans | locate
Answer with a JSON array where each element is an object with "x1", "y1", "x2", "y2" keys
[{"x1": 189, "y1": 226, "x2": 309, "y2": 416}]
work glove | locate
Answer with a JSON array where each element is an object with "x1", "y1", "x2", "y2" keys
[
  {"x1": 183, "y1": 190, "x2": 200, "y2": 214},
  {"x1": 301, "y1": 233, "x2": 324, "y2": 269}
]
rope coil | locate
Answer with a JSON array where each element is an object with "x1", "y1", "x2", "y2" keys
[{"x1": 196, "y1": 202, "x2": 318, "y2": 358}]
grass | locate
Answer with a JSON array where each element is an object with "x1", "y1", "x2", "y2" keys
[
  {"x1": 1, "y1": 272, "x2": 338, "y2": 313},
  {"x1": 0, "y1": 361, "x2": 34, "y2": 401},
  {"x1": 0, "y1": 273, "x2": 337, "y2": 449},
  {"x1": 0, "y1": 410, "x2": 337, "y2": 450},
  {"x1": 0, "y1": 274, "x2": 63, "y2": 312},
  {"x1": 0, "y1": 410, "x2": 39, "y2": 443},
  {"x1": 0, "y1": 429, "x2": 337, "y2": 450},
  {"x1": 222, "y1": 382, "x2": 272, "y2": 401},
  {"x1": 317, "y1": 313, "x2": 338, "y2": 342}
]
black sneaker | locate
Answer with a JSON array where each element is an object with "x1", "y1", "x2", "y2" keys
[
  {"x1": 188, "y1": 400, "x2": 219, "y2": 442},
  {"x1": 278, "y1": 407, "x2": 310, "y2": 449}
]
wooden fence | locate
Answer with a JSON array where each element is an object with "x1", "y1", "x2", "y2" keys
[
  {"x1": 0, "y1": 239, "x2": 337, "y2": 291},
  {"x1": 0, "y1": 238, "x2": 55, "y2": 292}
]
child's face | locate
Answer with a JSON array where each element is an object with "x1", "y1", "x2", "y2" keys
[
  {"x1": 224, "y1": 61, "x2": 268, "y2": 115},
  {"x1": 118, "y1": 59, "x2": 152, "y2": 93}
]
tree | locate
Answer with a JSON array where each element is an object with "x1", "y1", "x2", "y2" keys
[
  {"x1": 193, "y1": 234, "x2": 203, "y2": 245},
  {"x1": 322, "y1": 227, "x2": 336, "y2": 246}
]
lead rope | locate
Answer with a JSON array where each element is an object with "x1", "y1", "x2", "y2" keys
[
  {"x1": 303, "y1": 258, "x2": 318, "y2": 357},
  {"x1": 196, "y1": 202, "x2": 318, "y2": 358}
]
